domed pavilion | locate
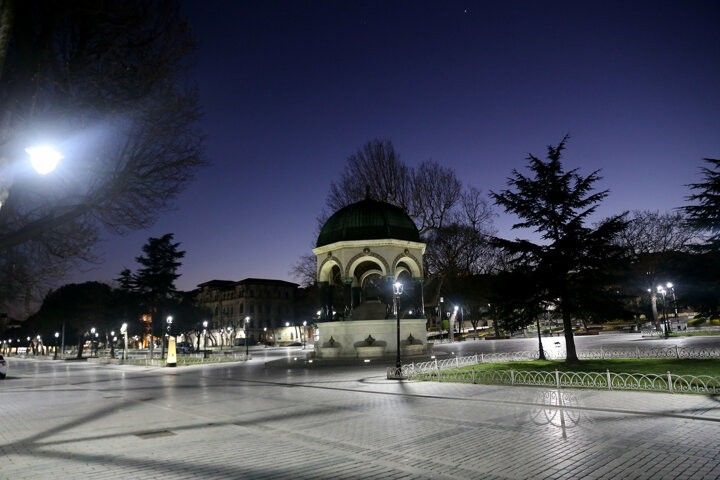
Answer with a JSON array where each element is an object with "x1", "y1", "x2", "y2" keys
[{"x1": 312, "y1": 194, "x2": 428, "y2": 358}]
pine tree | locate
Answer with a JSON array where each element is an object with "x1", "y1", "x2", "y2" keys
[
  {"x1": 134, "y1": 233, "x2": 185, "y2": 355},
  {"x1": 684, "y1": 158, "x2": 720, "y2": 249},
  {"x1": 134, "y1": 234, "x2": 185, "y2": 301},
  {"x1": 491, "y1": 136, "x2": 627, "y2": 364}
]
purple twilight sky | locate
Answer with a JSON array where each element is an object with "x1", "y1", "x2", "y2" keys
[{"x1": 67, "y1": 0, "x2": 720, "y2": 292}]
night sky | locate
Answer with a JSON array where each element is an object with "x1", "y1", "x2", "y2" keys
[{"x1": 68, "y1": 0, "x2": 720, "y2": 292}]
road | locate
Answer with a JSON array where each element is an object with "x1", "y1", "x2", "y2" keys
[{"x1": 1, "y1": 338, "x2": 720, "y2": 479}]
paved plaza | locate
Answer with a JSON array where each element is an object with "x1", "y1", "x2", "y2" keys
[{"x1": 1, "y1": 336, "x2": 719, "y2": 479}]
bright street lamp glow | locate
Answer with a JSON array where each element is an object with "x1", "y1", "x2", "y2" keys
[{"x1": 25, "y1": 146, "x2": 63, "y2": 174}]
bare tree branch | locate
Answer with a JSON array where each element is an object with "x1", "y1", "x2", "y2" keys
[{"x1": 0, "y1": 1, "x2": 204, "y2": 312}]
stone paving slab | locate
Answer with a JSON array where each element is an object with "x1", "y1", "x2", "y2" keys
[{"x1": 0, "y1": 357, "x2": 719, "y2": 479}]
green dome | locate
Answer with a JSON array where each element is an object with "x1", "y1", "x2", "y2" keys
[{"x1": 317, "y1": 198, "x2": 420, "y2": 247}]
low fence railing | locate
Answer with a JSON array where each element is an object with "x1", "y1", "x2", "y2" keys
[
  {"x1": 405, "y1": 367, "x2": 720, "y2": 394},
  {"x1": 387, "y1": 347, "x2": 720, "y2": 394},
  {"x1": 118, "y1": 352, "x2": 250, "y2": 366}
]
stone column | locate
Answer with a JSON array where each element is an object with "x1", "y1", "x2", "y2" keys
[
  {"x1": 318, "y1": 281, "x2": 332, "y2": 321},
  {"x1": 343, "y1": 278, "x2": 353, "y2": 319}
]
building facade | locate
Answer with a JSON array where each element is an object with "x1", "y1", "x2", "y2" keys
[{"x1": 195, "y1": 278, "x2": 299, "y2": 345}]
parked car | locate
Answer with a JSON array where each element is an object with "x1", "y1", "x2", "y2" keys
[{"x1": 0, "y1": 354, "x2": 7, "y2": 379}]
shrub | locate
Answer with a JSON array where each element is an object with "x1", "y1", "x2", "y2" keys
[{"x1": 688, "y1": 317, "x2": 706, "y2": 327}]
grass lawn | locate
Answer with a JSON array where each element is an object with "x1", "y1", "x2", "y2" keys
[
  {"x1": 669, "y1": 330, "x2": 720, "y2": 337},
  {"x1": 460, "y1": 358, "x2": 720, "y2": 377}
]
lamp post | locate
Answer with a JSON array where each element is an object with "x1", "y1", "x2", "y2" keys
[
  {"x1": 60, "y1": 320, "x2": 65, "y2": 359},
  {"x1": 110, "y1": 331, "x2": 115, "y2": 358},
  {"x1": 244, "y1": 316, "x2": 250, "y2": 357},
  {"x1": 202, "y1": 320, "x2": 208, "y2": 358},
  {"x1": 657, "y1": 285, "x2": 669, "y2": 338},
  {"x1": 438, "y1": 296, "x2": 444, "y2": 342},
  {"x1": 166, "y1": 315, "x2": 176, "y2": 367},
  {"x1": 90, "y1": 327, "x2": 96, "y2": 357},
  {"x1": 393, "y1": 281, "x2": 403, "y2": 370},
  {"x1": 667, "y1": 282, "x2": 679, "y2": 329},
  {"x1": 54, "y1": 332, "x2": 59, "y2": 360},
  {"x1": 164, "y1": 315, "x2": 173, "y2": 358},
  {"x1": 302, "y1": 321, "x2": 307, "y2": 350},
  {"x1": 451, "y1": 305, "x2": 458, "y2": 342},
  {"x1": 120, "y1": 323, "x2": 128, "y2": 361}
]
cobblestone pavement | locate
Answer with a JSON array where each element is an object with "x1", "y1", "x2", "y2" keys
[{"x1": 1, "y1": 354, "x2": 719, "y2": 480}]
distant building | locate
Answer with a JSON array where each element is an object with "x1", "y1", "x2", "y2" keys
[{"x1": 194, "y1": 278, "x2": 299, "y2": 344}]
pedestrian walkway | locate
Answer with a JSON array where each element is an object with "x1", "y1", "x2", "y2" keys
[{"x1": 0, "y1": 357, "x2": 718, "y2": 479}]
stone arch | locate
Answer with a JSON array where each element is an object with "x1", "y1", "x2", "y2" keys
[
  {"x1": 317, "y1": 255, "x2": 343, "y2": 283},
  {"x1": 345, "y1": 251, "x2": 389, "y2": 279},
  {"x1": 392, "y1": 252, "x2": 424, "y2": 316},
  {"x1": 358, "y1": 268, "x2": 384, "y2": 287},
  {"x1": 391, "y1": 251, "x2": 423, "y2": 278}
]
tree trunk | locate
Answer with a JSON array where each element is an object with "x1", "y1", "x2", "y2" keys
[
  {"x1": 562, "y1": 308, "x2": 579, "y2": 364},
  {"x1": 536, "y1": 316, "x2": 546, "y2": 360},
  {"x1": 650, "y1": 293, "x2": 661, "y2": 331},
  {"x1": 0, "y1": 0, "x2": 14, "y2": 81}
]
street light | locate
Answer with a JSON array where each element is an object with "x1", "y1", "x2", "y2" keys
[
  {"x1": 120, "y1": 323, "x2": 128, "y2": 361},
  {"x1": 164, "y1": 315, "x2": 173, "y2": 358},
  {"x1": 90, "y1": 328, "x2": 96, "y2": 357},
  {"x1": 657, "y1": 285, "x2": 669, "y2": 338},
  {"x1": 54, "y1": 332, "x2": 59, "y2": 360},
  {"x1": 202, "y1": 320, "x2": 208, "y2": 357},
  {"x1": 438, "y1": 296, "x2": 444, "y2": 342},
  {"x1": 451, "y1": 305, "x2": 458, "y2": 342},
  {"x1": 302, "y1": 321, "x2": 307, "y2": 350},
  {"x1": 393, "y1": 281, "x2": 403, "y2": 370},
  {"x1": 244, "y1": 316, "x2": 251, "y2": 357},
  {"x1": 666, "y1": 282, "x2": 679, "y2": 328},
  {"x1": 110, "y1": 331, "x2": 115, "y2": 359},
  {"x1": 25, "y1": 145, "x2": 63, "y2": 175}
]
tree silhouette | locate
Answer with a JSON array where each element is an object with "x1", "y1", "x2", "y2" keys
[
  {"x1": 491, "y1": 136, "x2": 627, "y2": 364},
  {"x1": 684, "y1": 158, "x2": 720, "y2": 250},
  {"x1": 34, "y1": 282, "x2": 115, "y2": 358},
  {"x1": 133, "y1": 233, "x2": 185, "y2": 356},
  {"x1": 0, "y1": 1, "x2": 204, "y2": 314}
]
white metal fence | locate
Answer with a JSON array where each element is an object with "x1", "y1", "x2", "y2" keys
[{"x1": 388, "y1": 347, "x2": 720, "y2": 394}]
